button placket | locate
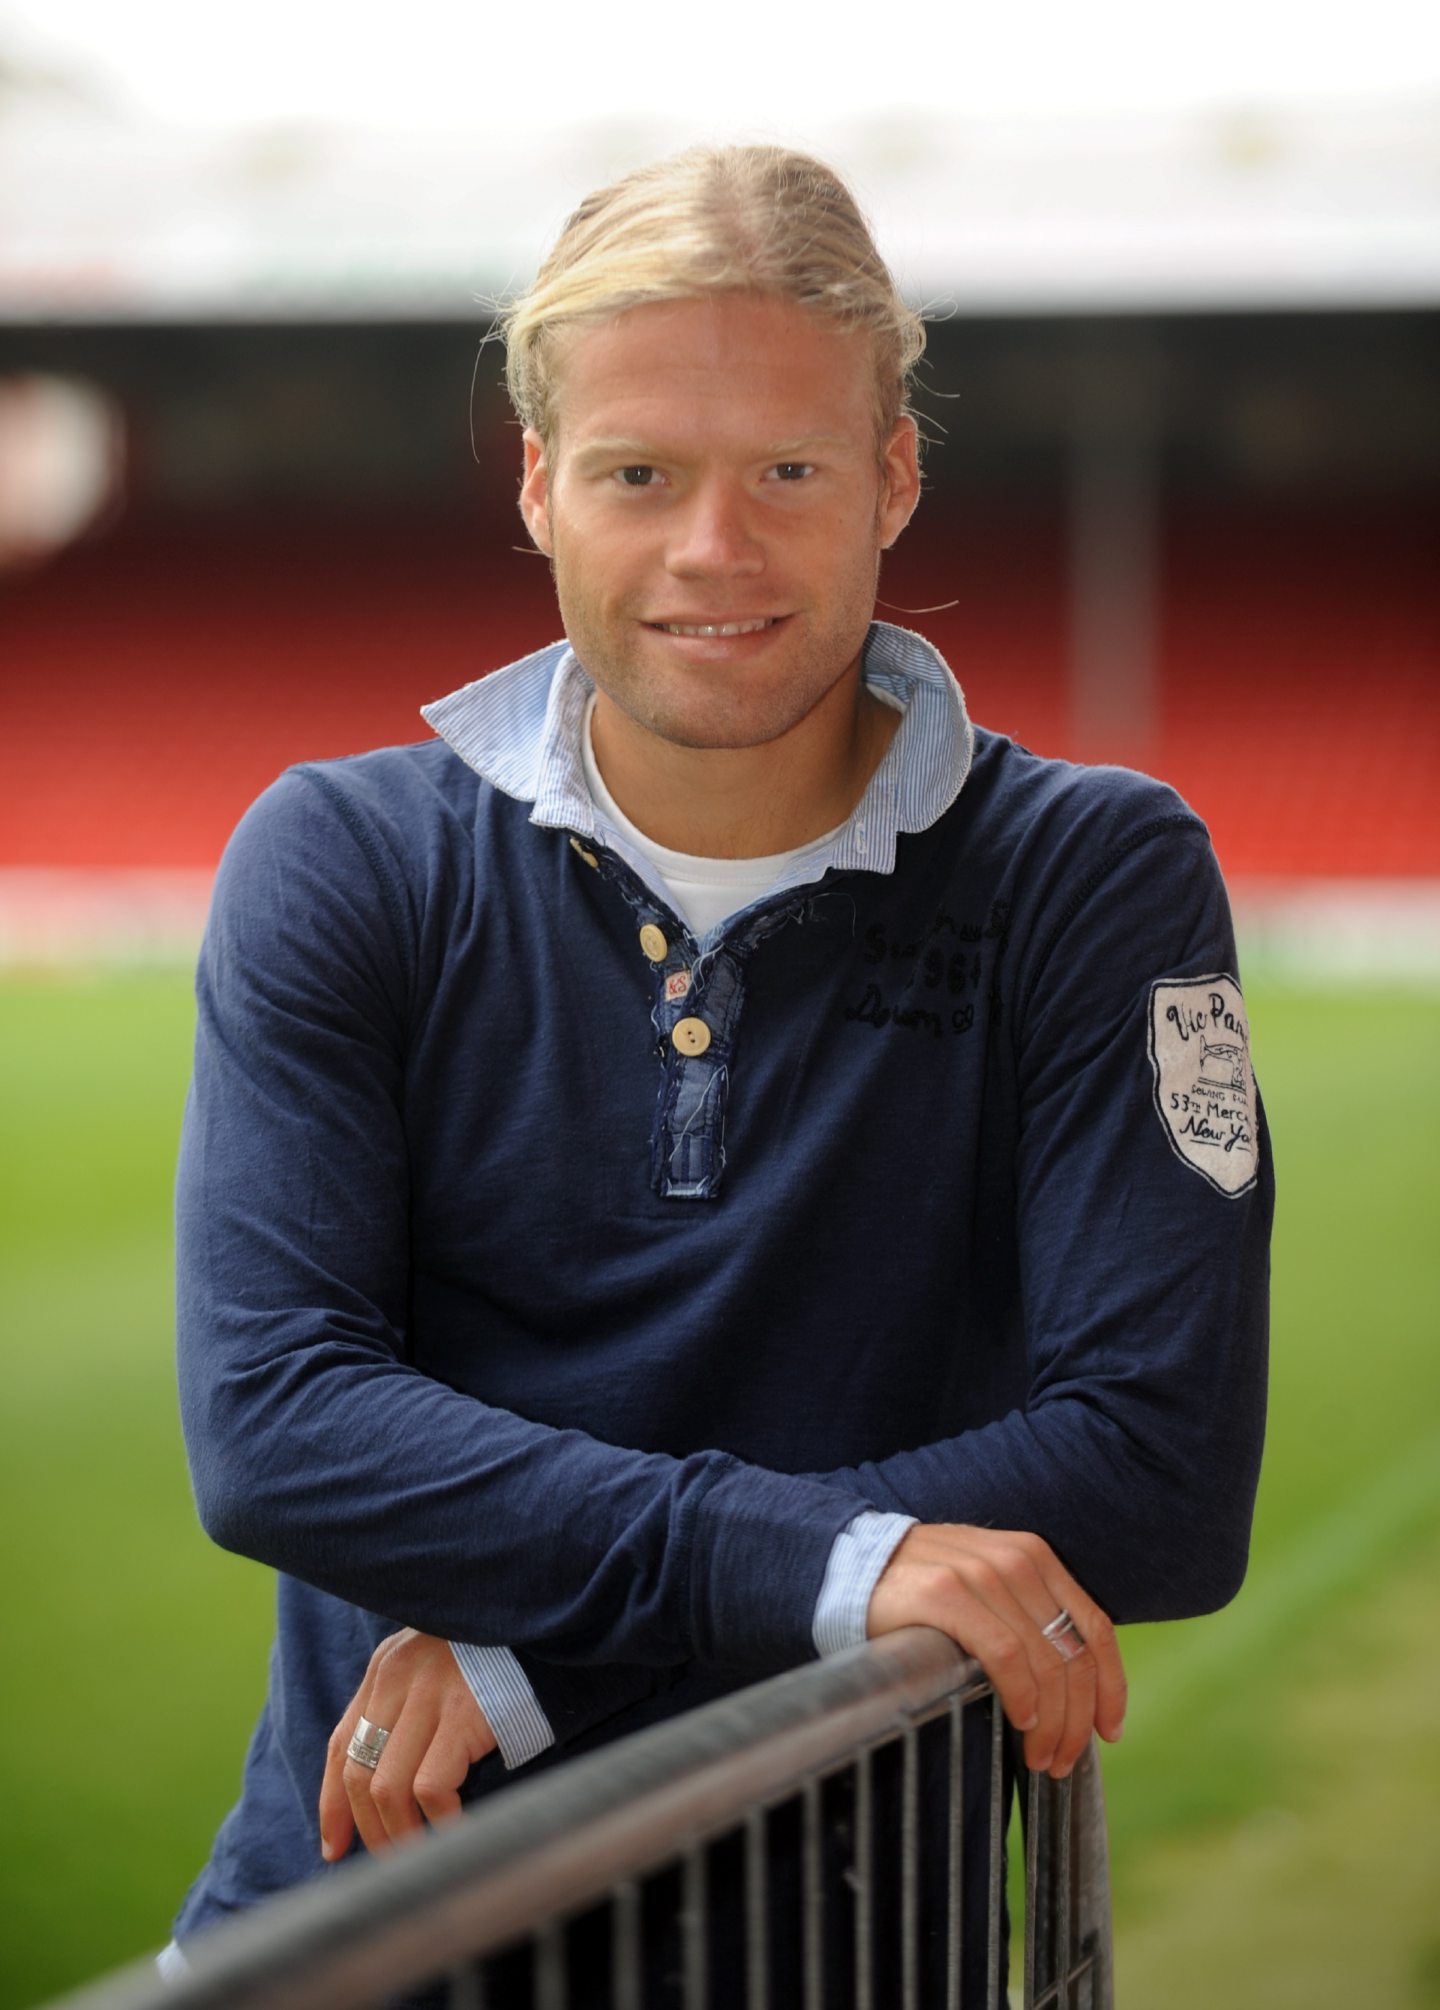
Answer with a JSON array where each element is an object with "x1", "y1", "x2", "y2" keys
[
  {"x1": 577, "y1": 840, "x2": 817, "y2": 1202},
  {"x1": 651, "y1": 950, "x2": 748, "y2": 1199}
]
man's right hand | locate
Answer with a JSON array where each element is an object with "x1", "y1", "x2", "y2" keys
[
  {"x1": 867, "y1": 1524, "x2": 1126, "y2": 1779},
  {"x1": 319, "y1": 1629, "x2": 497, "y2": 1862}
]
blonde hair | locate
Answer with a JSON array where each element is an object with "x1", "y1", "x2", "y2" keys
[{"x1": 503, "y1": 145, "x2": 925, "y2": 453}]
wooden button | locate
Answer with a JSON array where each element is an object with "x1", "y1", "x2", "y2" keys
[
  {"x1": 671, "y1": 1017, "x2": 712, "y2": 1057},
  {"x1": 639, "y1": 924, "x2": 669, "y2": 962},
  {"x1": 568, "y1": 837, "x2": 599, "y2": 869}
]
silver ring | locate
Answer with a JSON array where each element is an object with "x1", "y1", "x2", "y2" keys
[
  {"x1": 346, "y1": 1716, "x2": 391, "y2": 1770},
  {"x1": 1042, "y1": 1610, "x2": 1087, "y2": 1663}
]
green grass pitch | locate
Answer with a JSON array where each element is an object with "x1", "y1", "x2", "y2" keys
[{"x1": 1, "y1": 967, "x2": 1437, "y2": 2008}]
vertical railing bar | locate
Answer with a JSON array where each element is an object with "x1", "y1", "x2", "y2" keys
[
  {"x1": 901, "y1": 1726, "x2": 920, "y2": 2010},
  {"x1": 1024, "y1": 1768, "x2": 1041, "y2": 2008},
  {"x1": 534, "y1": 1920, "x2": 567, "y2": 2010},
  {"x1": 802, "y1": 1776, "x2": 824, "y2": 2010},
  {"x1": 1056, "y1": 1771, "x2": 1073, "y2": 2002},
  {"x1": 682, "y1": 1843, "x2": 708, "y2": 2010},
  {"x1": 855, "y1": 1744, "x2": 874, "y2": 2010},
  {"x1": 946, "y1": 1695, "x2": 964, "y2": 2010},
  {"x1": 744, "y1": 1806, "x2": 769, "y2": 2010},
  {"x1": 986, "y1": 1694, "x2": 1005, "y2": 2010},
  {"x1": 612, "y1": 1879, "x2": 641, "y2": 2010}
]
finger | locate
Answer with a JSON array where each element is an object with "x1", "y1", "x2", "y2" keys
[
  {"x1": 342, "y1": 1693, "x2": 406, "y2": 1858},
  {"x1": 1075, "y1": 1602, "x2": 1126, "y2": 1743},
  {"x1": 319, "y1": 1685, "x2": 371, "y2": 1863},
  {"x1": 413, "y1": 1687, "x2": 502, "y2": 1828},
  {"x1": 1049, "y1": 1639, "x2": 1098, "y2": 1779},
  {"x1": 1037, "y1": 1578, "x2": 1126, "y2": 1748},
  {"x1": 411, "y1": 1721, "x2": 474, "y2": 1829},
  {"x1": 367, "y1": 1701, "x2": 442, "y2": 1847},
  {"x1": 344, "y1": 1748, "x2": 394, "y2": 1857},
  {"x1": 962, "y1": 1557, "x2": 1073, "y2": 1774}
]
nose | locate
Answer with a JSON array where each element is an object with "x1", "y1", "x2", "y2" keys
[{"x1": 665, "y1": 478, "x2": 765, "y2": 579}]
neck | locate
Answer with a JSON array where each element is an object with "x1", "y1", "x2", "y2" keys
[{"x1": 590, "y1": 677, "x2": 900, "y2": 859}]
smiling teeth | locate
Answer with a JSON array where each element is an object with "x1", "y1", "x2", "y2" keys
[{"x1": 660, "y1": 619, "x2": 775, "y2": 637}]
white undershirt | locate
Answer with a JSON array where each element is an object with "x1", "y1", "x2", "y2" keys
[{"x1": 580, "y1": 694, "x2": 846, "y2": 936}]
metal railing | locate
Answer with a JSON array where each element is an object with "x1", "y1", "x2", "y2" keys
[{"x1": 45, "y1": 1629, "x2": 1112, "y2": 2010}]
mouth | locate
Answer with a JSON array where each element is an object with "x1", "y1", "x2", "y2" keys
[{"x1": 647, "y1": 616, "x2": 786, "y2": 638}]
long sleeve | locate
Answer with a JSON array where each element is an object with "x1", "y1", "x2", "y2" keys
[
  {"x1": 176, "y1": 767, "x2": 875, "y2": 1676},
  {"x1": 808, "y1": 814, "x2": 1271, "y2": 1623}
]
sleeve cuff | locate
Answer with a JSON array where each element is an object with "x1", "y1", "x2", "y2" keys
[
  {"x1": 811, "y1": 1511, "x2": 917, "y2": 1657},
  {"x1": 449, "y1": 1642, "x2": 556, "y2": 1770}
]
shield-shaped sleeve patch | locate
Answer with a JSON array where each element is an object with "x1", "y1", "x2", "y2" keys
[{"x1": 1148, "y1": 973, "x2": 1259, "y2": 1197}]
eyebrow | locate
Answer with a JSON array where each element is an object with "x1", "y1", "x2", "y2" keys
[
  {"x1": 568, "y1": 439, "x2": 658, "y2": 465},
  {"x1": 765, "y1": 437, "x2": 853, "y2": 458},
  {"x1": 569, "y1": 434, "x2": 855, "y2": 465}
]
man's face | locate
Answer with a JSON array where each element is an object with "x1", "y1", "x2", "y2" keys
[{"x1": 519, "y1": 293, "x2": 919, "y2": 757}]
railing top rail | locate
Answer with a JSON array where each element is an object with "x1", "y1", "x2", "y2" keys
[{"x1": 48, "y1": 1630, "x2": 988, "y2": 2010}]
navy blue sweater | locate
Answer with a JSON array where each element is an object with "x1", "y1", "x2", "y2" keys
[{"x1": 173, "y1": 650, "x2": 1270, "y2": 1938}]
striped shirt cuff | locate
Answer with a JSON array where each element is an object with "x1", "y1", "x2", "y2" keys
[
  {"x1": 449, "y1": 1642, "x2": 556, "y2": 1770},
  {"x1": 811, "y1": 1510, "x2": 918, "y2": 1657}
]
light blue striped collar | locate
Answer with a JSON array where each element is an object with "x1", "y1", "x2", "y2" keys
[{"x1": 421, "y1": 621, "x2": 974, "y2": 893}]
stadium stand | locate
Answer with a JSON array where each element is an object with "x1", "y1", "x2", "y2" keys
[{"x1": 2, "y1": 496, "x2": 1435, "y2": 883}]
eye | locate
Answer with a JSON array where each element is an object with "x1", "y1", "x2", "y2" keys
[
  {"x1": 614, "y1": 465, "x2": 661, "y2": 488},
  {"x1": 767, "y1": 462, "x2": 815, "y2": 482}
]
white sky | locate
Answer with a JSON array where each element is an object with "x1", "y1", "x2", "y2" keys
[{"x1": 4, "y1": 0, "x2": 1439, "y2": 132}]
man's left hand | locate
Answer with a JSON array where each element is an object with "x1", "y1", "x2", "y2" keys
[{"x1": 319, "y1": 1629, "x2": 497, "y2": 1860}]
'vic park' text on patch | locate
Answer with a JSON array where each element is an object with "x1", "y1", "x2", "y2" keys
[{"x1": 1148, "y1": 974, "x2": 1258, "y2": 1197}]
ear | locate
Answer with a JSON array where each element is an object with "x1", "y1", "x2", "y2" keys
[
  {"x1": 877, "y1": 416, "x2": 921, "y2": 551},
  {"x1": 519, "y1": 428, "x2": 554, "y2": 556}
]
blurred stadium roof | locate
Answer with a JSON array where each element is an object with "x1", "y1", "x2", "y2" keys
[{"x1": 2, "y1": 0, "x2": 1438, "y2": 320}]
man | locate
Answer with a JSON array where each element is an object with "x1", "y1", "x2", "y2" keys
[{"x1": 168, "y1": 145, "x2": 1270, "y2": 1998}]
